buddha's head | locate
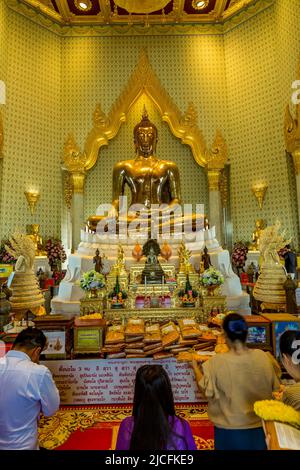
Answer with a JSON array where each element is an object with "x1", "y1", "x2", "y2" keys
[
  {"x1": 134, "y1": 107, "x2": 158, "y2": 157},
  {"x1": 255, "y1": 219, "x2": 264, "y2": 230},
  {"x1": 31, "y1": 224, "x2": 40, "y2": 235}
]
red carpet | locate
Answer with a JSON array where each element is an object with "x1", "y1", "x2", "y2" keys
[{"x1": 38, "y1": 404, "x2": 214, "y2": 450}]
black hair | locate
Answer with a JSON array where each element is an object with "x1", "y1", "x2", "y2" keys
[
  {"x1": 12, "y1": 327, "x2": 47, "y2": 351},
  {"x1": 129, "y1": 365, "x2": 187, "y2": 450},
  {"x1": 222, "y1": 313, "x2": 248, "y2": 343},
  {"x1": 279, "y1": 330, "x2": 300, "y2": 359}
]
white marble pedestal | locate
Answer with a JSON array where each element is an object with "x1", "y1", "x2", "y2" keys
[{"x1": 209, "y1": 249, "x2": 251, "y2": 315}]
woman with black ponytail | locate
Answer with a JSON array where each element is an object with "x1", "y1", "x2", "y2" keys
[
  {"x1": 192, "y1": 313, "x2": 280, "y2": 450},
  {"x1": 116, "y1": 365, "x2": 196, "y2": 450}
]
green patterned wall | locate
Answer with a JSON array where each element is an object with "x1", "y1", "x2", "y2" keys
[
  {"x1": 224, "y1": 0, "x2": 300, "y2": 247},
  {"x1": 61, "y1": 35, "x2": 228, "y2": 223},
  {"x1": 0, "y1": 1, "x2": 9, "y2": 229},
  {"x1": 0, "y1": 3, "x2": 62, "y2": 241}
]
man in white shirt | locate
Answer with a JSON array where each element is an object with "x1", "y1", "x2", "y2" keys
[{"x1": 0, "y1": 327, "x2": 60, "y2": 450}]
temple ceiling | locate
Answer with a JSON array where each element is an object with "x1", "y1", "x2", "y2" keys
[{"x1": 6, "y1": 0, "x2": 275, "y2": 35}]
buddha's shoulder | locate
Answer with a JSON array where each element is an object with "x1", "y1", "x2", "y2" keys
[
  {"x1": 113, "y1": 159, "x2": 135, "y2": 171},
  {"x1": 157, "y1": 159, "x2": 179, "y2": 171}
]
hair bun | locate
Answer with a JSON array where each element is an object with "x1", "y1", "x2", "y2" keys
[{"x1": 228, "y1": 319, "x2": 247, "y2": 334}]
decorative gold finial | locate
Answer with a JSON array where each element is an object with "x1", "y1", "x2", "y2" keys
[
  {"x1": 24, "y1": 190, "x2": 40, "y2": 216},
  {"x1": 142, "y1": 105, "x2": 148, "y2": 120},
  {"x1": 252, "y1": 182, "x2": 268, "y2": 209}
]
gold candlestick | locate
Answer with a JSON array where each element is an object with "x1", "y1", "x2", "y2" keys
[
  {"x1": 24, "y1": 190, "x2": 40, "y2": 216},
  {"x1": 252, "y1": 183, "x2": 268, "y2": 209}
]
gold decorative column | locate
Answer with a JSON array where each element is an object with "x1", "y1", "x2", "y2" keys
[
  {"x1": 284, "y1": 59, "x2": 300, "y2": 233},
  {"x1": 206, "y1": 131, "x2": 228, "y2": 244},
  {"x1": 62, "y1": 135, "x2": 88, "y2": 250}
]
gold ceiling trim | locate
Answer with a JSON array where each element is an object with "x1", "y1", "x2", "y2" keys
[
  {"x1": 5, "y1": 0, "x2": 275, "y2": 36},
  {"x1": 11, "y1": 0, "x2": 63, "y2": 23},
  {"x1": 63, "y1": 49, "x2": 227, "y2": 173}
]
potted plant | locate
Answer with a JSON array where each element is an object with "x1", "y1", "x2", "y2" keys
[
  {"x1": 80, "y1": 270, "x2": 106, "y2": 299},
  {"x1": 200, "y1": 267, "x2": 224, "y2": 296}
]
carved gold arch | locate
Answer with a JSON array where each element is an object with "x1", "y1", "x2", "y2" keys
[{"x1": 63, "y1": 49, "x2": 227, "y2": 194}]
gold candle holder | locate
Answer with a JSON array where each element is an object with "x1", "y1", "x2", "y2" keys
[
  {"x1": 25, "y1": 190, "x2": 40, "y2": 215},
  {"x1": 252, "y1": 183, "x2": 268, "y2": 209}
]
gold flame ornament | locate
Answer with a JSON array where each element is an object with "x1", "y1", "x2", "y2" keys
[
  {"x1": 24, "y1": 190, "x2": 40, "y2": 215},
  {"x1": 252, "y1": 183, "x2": 268, "y2": 209}
]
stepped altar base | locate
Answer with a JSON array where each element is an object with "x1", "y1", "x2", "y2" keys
[{"x1": 51, "y1": 226, "x2": 250, "y2": 317}]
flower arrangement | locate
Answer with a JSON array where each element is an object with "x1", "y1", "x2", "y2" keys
[
  {"x1": 80, "y1": 270, "x2": 105, "y2": 291},
  {"x1": 45, "y1": 238, "x2": 67, "y2": 268},
  {"x1": 53, "y1": 269, "x2": 66, "y2": 286},
  {"x1": 177, "y1": 289, "x2": 198, "y2": 300},
  {"x1": 178, "y1": 274, "x2": 198, "y2": 307},
  {"x1": 231, "y1": 242, "x2": 248, "y2": 273},
  {"x1": 200, "y1": 267, "x2": 224, "y2": 287},
  {"x1": 0, "y1": 240, "x2": 16, "y2": 264},
  {"x1": 108, "y1": 276, "x2": 128, "y2": 308},
  {"x1": 254, "y1": 400, "x2": 300, "y2": 430}
]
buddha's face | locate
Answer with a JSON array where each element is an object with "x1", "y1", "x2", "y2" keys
[{"x1": 136, "y1": 125, "x2": 156, "y2": 156}]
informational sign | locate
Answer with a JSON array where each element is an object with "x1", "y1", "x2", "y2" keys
[{"x1": 42, "y1": 358, "x2": 202, "y2": 405}]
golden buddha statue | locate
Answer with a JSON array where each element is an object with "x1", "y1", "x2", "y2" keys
[
  {"x1": 88, "y1": 107, "x2": 200, "y2": 235},
  {"x1": 111, "y1": 243, "x2": 127, "y2": 276},
  {"x1": 249, "y1": 219, "x2": 265, "y2": 251},
  {"x1": 178, "y1": 241, "x2": 194, "y2": 274},
  {"x1": 27, "y1": 224, "x2": 46, "y2": 256}
]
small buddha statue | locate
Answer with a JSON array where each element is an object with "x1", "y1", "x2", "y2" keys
[
  {"x1": 249, "y1": 219, "x2": 265, "y2": 251},
  {"x1": 202, "y1": 246, "x2": 212, "y2": 271},
  {"x1": 111, "y1": 243, "x2": 127, "y2": 276},
  {"x1": 27, "y1": 224, "x2": 46, "y2": 256},
  {"x1": 93, "y1": 248, "x2": 103, "y2": 273},
  {"x1": 246, "y1": 262, "x2": 256, "y2": 283},
  {"x1": 178, "y1": 241, "x2": 194, "y2": 274},
  {"x1": 141, "y1": 239, "x2": 165, "y2": 284}
]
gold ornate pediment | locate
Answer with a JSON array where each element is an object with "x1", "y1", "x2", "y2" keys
[{"x1": 63, "y1": 49, "x2": 227, "y2": 176}]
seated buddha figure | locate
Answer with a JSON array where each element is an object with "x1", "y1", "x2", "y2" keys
[
  {"x1": 88, "y1": 108, "x2": 201, "y2": 236},
  {"x1": 249, "y1": 219, "x2": 265, "y2": 251}
]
